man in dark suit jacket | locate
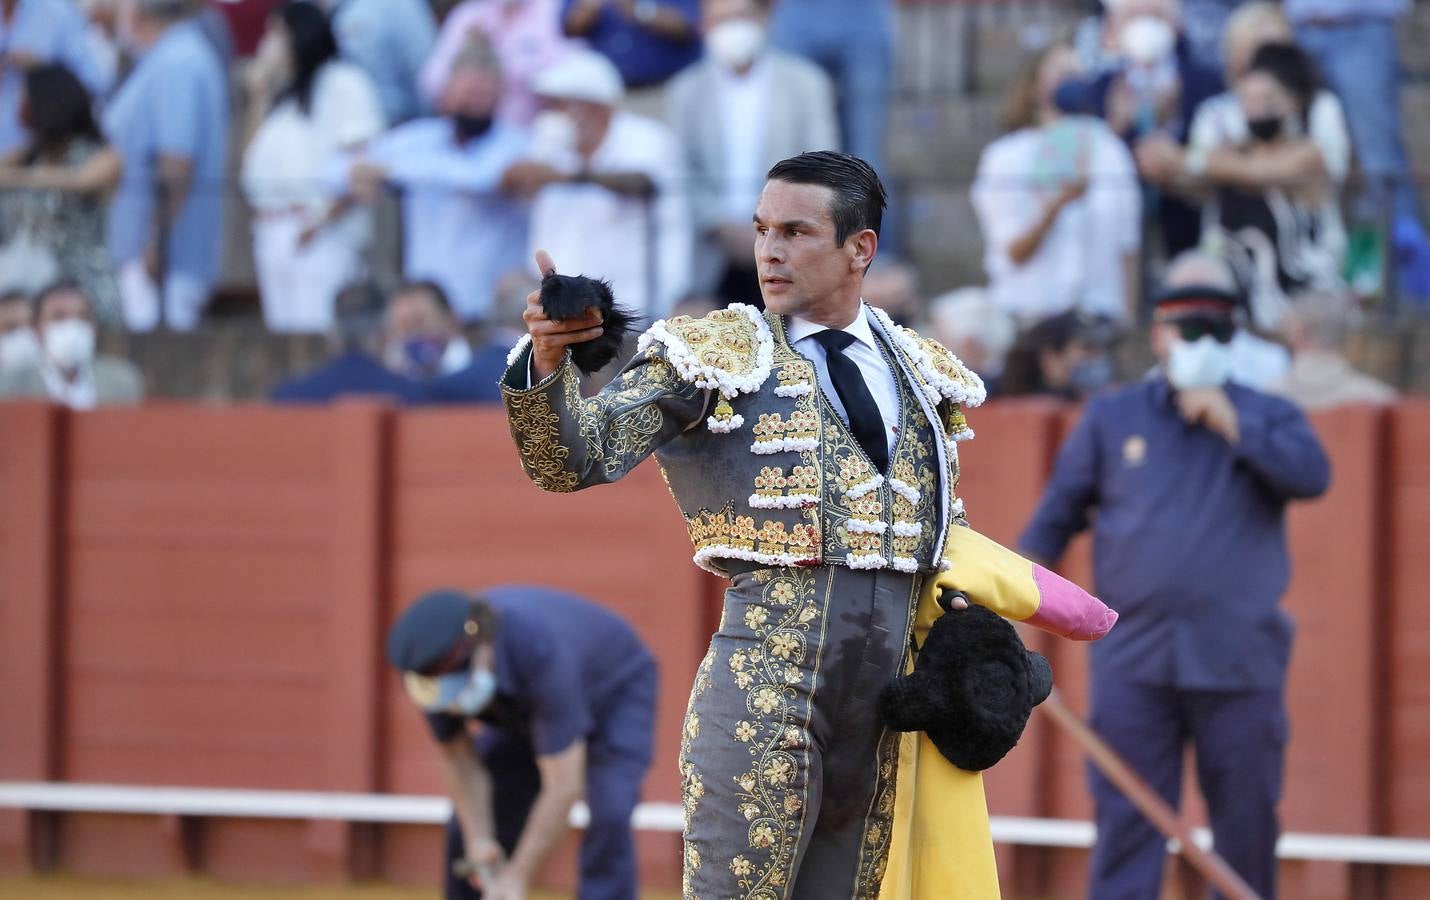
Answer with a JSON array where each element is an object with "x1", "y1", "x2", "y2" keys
[{"x1": 270, "y1": 281, "x2": 425, "y2": 405}]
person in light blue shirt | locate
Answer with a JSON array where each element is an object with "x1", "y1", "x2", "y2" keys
[
  {"x1": 326, "y1": 42, "x2": 530, "y2": 323},
  {"x1": 102, "y1": 0, "x2": 227, "y2": 332},
  {"x1": 0, "y1": 0, "x2": 112, "y2": 156},
  {"x1": 326, "y1": 0, "x2": 436, "y2": 125}
]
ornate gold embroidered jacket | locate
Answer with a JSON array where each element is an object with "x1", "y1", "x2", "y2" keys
[{"x1": 501, "y1": 304, "x2": 985, "y2": 576}]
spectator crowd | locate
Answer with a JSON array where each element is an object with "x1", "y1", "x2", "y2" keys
[{"x1": 0, "y1": 0, "x2": 1415, "y2": 411}]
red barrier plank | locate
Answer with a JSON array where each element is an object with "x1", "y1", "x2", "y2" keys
[
  {"x1": 1282, "y1": 406, "x2": 1386, "y2": 834},
  {"x1": 1387, "y1": 401, "x2": 1430, "y2": 839},
  {"x1": 0, "y1": 403, "x2": 63, "y2": 871}
]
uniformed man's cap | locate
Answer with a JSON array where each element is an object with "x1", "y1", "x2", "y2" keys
[
  {"x1": 386, "y1": 589, "x2": 484, "y2": 675},
  {"x1": 1153, "y1": 284, "x2": 1242, "y2": 320}
]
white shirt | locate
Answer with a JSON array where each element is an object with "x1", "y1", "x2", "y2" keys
[
  {"x1": 243, "y1": 62, "x2": 386, "y2": 216},
  {"x1": 528, "y1": 111, "x2": 692, "y2": 319},
  {"x1": 971, "y1": 117, "x2": 1141, "y2": 325},
  {"x1": 787, "y1": 304, "x2": 900, "y2": 454},
  {"x1": 715, "y1": 58, "x2": 771, "y2": 223},
  {"x1": 39, "y1": 359, "x2": 96, "y2": 410},
  {"x1": 1188, "y1": 90, "x2": 1351, "y2": 184}
]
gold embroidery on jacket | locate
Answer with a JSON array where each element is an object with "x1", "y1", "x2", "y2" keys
[{"x1": 507, "y1": 367, "x2": 581, "y2": 493}]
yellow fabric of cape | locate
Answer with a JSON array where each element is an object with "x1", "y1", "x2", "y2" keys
[
  {"x1": 929, "y1": 524, "x2": 1041, "y2": 622},
  {"x1": 878, "y1": 574, "x2": 1002, "y2": 900}
]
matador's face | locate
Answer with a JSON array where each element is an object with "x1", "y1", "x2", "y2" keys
[{"x1": 753, "y1": 180, "x2": 865, "y2": 324}]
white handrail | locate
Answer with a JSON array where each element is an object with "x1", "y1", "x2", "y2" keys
[{"x1": 2, "y1": 783, "x2": 1429, "y2": 866}]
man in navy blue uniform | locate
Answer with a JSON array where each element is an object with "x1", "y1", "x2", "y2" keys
[
  {"x1": 1019, "y1": 270, "x2": 1331, "y2": 900},
  {"x1": 387, "y1": 586, "x2": 657, "y2": 900}
]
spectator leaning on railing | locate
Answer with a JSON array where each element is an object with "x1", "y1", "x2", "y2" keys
[
  {"x1": 0, "y1": 280, "x2": 142, "y2": 408},
  {"x1": 326, "y1": 39, "x2": 531, "y2": 324},
  {"x1": 0, "y1": 64, "x2": 123, "y2": 326},
  {"x1": 241, "y1": 0, "x2": 385, "y2": 335},
  {"x1": 505, "y1": 49, "x2": 691, "y2": 323},
  {"x1": 971, "y1": 42, "x2": 1141, "y2": 327},
  {"x1": 667, "y1": 0, "x2": 839, "y2": 309},
  {"x1": 1203, "y1": 44, "x2": 1344, "y2": 332},
  {"x1": 103, "y1": 0, "x2": 228, "y2": 333}
]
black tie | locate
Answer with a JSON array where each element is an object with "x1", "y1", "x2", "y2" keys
[{"x1": 812, "y1": 330, "x2": 889, "y2": 474}]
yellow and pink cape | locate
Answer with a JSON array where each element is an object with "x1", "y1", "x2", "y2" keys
[{"x1": 880, "y1": 526, "x2": 1116, "y2": 899}]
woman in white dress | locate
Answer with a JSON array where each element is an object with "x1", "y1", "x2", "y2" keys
[
  {"x1": 241, "y1": 1, "x2": 385, "y2": 333},
  {"x1": 971, "y1": 43, "x2": 1143, "y2": 328}
]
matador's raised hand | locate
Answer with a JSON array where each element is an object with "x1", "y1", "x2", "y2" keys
[{"x1": 523, "y1": 250, "x2": 605, "y2": 381}]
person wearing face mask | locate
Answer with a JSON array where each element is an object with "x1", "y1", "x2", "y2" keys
[
  {"x1": 269, "y1": 279, "x2": 427, "y2": 405},
  {"x1": 1083, "y1": 0, "x2": 1222, "y2": 258},
  {"x1": 386, "y1": 587, "x2": 657, "y2": 900},
  {"x1": 1019, "y1": 272, "x2": 1330, "y2": 900},
  {"x1": 378, "y1": 280, "x2": 474, "y2": 382},
  {"x1": 0, "y1": 281, "x2": 142, "y2": 407},
  {"x1": 504, "y1": 49, "x2": 690, "y2": 322},
  {"x1": 324, "y1": 39, "x2": 530, "y2": 323},
  {"x1": 972, "y1": 43, "x2": 1142, "y2": 326},
  {"x1": 666, "y1": 0, "x2": 838, "y2": 308},
  {"x1": 240, "y1": 1, "x2": 385, "y2": 335},
  {"x1": 1204, "y1": 42, "x2": 1345, "y2": 334}
]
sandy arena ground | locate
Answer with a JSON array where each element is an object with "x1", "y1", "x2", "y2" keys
[{"x1": 0, "y1": 877, "x2": 681, "y2": 898}]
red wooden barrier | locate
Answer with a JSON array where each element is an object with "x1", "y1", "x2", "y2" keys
[
  {"x1": 0, "y1": 397, "x2": 1427, "y2": 899},
  {"x1": 1386, "y1": 401, "x2": 1430, "y2": 898}
]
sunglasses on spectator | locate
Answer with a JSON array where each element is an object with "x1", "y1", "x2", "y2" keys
[{"x1": 1173, "y1": 318, "x2": 1236, "y2": 344}]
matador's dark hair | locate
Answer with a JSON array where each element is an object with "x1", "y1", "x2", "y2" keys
[{"x1": 766, "y1": 151, "x2": 888, "y2": 246}]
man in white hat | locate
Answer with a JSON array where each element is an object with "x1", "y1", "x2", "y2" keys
[{"x1": 505, "y1": 49, "x2": 692, "y2": 325}]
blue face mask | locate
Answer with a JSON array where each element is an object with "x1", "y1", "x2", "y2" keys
[
  {"x1": 405, "y1": 664, "x2": 499, "y2": 717},
  {"x1": 402, "y1": 336, "x2": 447, "y2": 376},
  {"x1": 1067, "y1": 355, "x2": 1115, "y2": 398},
  {"x1": 1051, "y1": 78, "x2": 1094, "y2": 116}
]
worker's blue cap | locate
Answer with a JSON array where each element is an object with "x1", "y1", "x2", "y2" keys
[{"x1": 386, "y1": 589, "x2": 482, "y2": 674}]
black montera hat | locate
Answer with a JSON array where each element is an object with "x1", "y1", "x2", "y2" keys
[{"x1": 879, "y1": 592, "x2": 1053, "y2": 772}]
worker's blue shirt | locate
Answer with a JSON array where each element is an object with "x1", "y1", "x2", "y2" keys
[
  {"x1": 1019, "y1": 376, "x2": 1330, "y2": 690},
  {"x1": 426, "y1": 586, "x2": 656, "y2": 756}
]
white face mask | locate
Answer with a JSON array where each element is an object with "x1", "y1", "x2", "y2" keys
[
  {"x1": 43, "y1": 319, "x2": 96, "y2": 371},
  {"x1": 1120, "y1": 15, "x2": 1175, "y2": 66},
  {"x1": 1166, "y1": 335, "x2": 1233, "y2": 390},
  {"x1": 530, "y1": 109, "x2": 580, "y2": 157},
  {"x1": 0, "y1": 327, "x2": 41, "y2": 372},
  {"x1": 706, "y1": 18, "x2": 767, "y2": 71}
]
